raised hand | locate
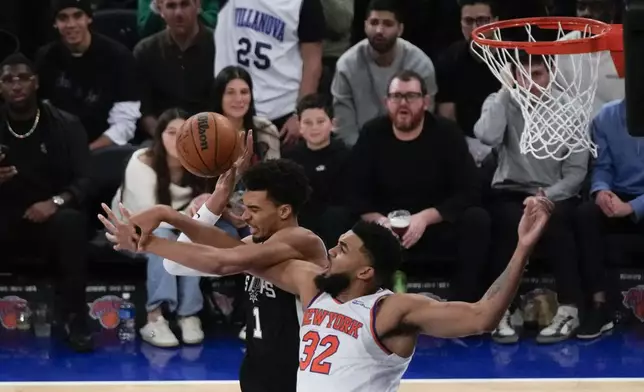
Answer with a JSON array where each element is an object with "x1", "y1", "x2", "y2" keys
[
  {"x1": 98, "y1": 203, "x2": 140, "y2": 252},
  {"x1": 205, "y1": 130, "x2": 254, "y2": 214},
  {"x1": 518, "y1": 191, "x2": 554, "y2": 249},
  {"x1": 234, "y1": 130, "x2": 254, "y2": 177}
]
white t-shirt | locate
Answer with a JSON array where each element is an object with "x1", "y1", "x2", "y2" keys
[{"x1": 214, "y1": 0, "x2": 304, "y2": 120}]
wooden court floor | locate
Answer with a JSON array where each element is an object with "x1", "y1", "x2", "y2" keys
[{"x1": 1, "y1": 379, "x2": 643, "y2": 392}]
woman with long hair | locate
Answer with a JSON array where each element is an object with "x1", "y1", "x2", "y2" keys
[
  {"x1": 211, "y1": 66, "x2": 280, "y2": 237},
  {"x1": 111, "y1": 108, "x2": 215, "y2": 348}
]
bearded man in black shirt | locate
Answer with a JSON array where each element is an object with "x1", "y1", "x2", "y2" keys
[
  {"x1": 0, "y1": 53, "x2": 94, "y2": 352},
  {"x1": 348, "y1": 69, "x2": 491, "y2": 302}
]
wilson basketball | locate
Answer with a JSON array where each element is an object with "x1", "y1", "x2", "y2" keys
[{"x1": 175, "y1": 112, "x2": 241, "y2": 178}]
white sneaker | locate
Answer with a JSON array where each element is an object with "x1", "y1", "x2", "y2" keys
[
  {"x1": 536, "y1": 305, "x2": 579, "y2": 344},
  {"x1": 140, "y1": 317, "x2": 180, "y2": 348},
  {"x1": 178, "y1": 316, "x2": 204, "y2": 345},
  {"x1": 491, "y1": 310, "x2": 519, "y2": 344}
]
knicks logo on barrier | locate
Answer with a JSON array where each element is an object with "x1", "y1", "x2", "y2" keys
[
  {"x1": 622, "y1": 285, "x2": 644, "y2": 322},
  {"x1": 0, "y1": 296, "x2": 28, "y2": 330},
  {"x1": 88, "y1": 295, "x2": 123, "y2": 329}
]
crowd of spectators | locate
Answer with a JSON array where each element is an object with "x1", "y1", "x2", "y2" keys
[{"x1": 0, "y1": 0, "x2": 640, "y2": 356}]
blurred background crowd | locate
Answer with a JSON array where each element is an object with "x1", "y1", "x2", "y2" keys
[{"x1": 0, "y1": 0, "x2": 641, "y2": 358}]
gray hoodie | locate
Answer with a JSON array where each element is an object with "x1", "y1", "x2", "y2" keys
[
  {"x1": 331, "y1": 38, "x2": 437, "y2": 147},
  {"x1": 474, "y1": 88, "x2": 589, "y2": 201}
]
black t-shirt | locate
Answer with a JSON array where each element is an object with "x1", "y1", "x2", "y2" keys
[
  {"x1": 134, "y1": 26, "x2": 215, "y2": 118},
  {"x1": 298, "y1": 0, "x2": 326, "y2": 43},
  {"x1": 1, "y1": 113, "x2": 52, "y2": 216},
  {"x1": 283, "y1": 138, "x2": 350, "y2": 211},
  {"x1": 35, "y1": 33, "x2": 139, "y2": 143},
  {"x1": 435, "y1": 40, "x2": 501, "y2": 137},
  {"x1": 349, "y1": 113, "x2": 480, "y2": 223}
]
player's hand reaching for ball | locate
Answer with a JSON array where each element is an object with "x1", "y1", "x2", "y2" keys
[
  {"x1": 234, "y1": 130, "x2": 254, "y2": 176},
  {"x1": 518, "y1": 189, "x2": 554, "y2": 249},
  {"x1": 206, "y1": 130, "x2": 254, "y2": 214},
  {"x1": 98, "y1": 203, "x2": 143, "y2": 252}
]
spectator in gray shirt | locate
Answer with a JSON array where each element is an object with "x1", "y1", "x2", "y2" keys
[
  {"x1": 331, "y1": 0, "x2": 437, "y2": 147},
  {"x1": 474, "y1": 53, "x2": 587, "y2": 346}
]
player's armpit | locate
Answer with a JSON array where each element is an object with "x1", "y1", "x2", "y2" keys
[
  {"x1": 386, "y1": 294, "x2": 493, "y2": 339},
  {"x1": 213, "y1": 228, "x2": 326, "y2": 271},
  {"x1": 249, "y1": 259, "x2": 323, "y2": 305}
]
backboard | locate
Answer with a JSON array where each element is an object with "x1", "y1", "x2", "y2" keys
[{"x1": 624, "y1": 0, "x2": 644, "y2": 136}]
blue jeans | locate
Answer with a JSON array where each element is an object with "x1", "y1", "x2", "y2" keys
[
  {"x1": 146, "y1": 228, "x2": 203, "y2": 316},
  {"x1": 216, "y1": 219, "x2": 250, "y2": 239}
]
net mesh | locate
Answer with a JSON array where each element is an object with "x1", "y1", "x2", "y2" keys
[{"x1": 472, "y1": 22, "x2": 602, "y2": 160}]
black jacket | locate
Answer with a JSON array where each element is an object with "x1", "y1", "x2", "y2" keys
[{"x1": 0, "y1": 100, "x2": 91, "y2": 207}]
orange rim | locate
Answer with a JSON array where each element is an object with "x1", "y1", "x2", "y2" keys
[{"x1": 471, "y1": 16, "x2": 623, "y2": 55}]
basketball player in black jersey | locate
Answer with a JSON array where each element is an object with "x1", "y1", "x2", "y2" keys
[{"x1": 99, "y1": 158, "x2": 328, "y2": 392}]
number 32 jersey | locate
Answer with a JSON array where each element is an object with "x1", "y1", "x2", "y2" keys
[
  {"x1": 214, "y1": 0, "x2": 304, "y2": 120},
  {"x1": 297, "y1": 290, "x2": 412, "y2": 392}
]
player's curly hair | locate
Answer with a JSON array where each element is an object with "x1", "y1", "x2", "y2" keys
[
  {"x1": 351, "y1": 220, "x2": 403, "y2": 287},
  {"x1": 241, "y1": 159, "x2": 312, "y2": 215}
]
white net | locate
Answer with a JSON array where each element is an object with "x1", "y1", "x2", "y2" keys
[{"x1": 472, "y1": 22, "x2": 602, "y2": 160}]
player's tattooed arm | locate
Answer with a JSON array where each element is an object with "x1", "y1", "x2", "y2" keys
[{"x1": 385, "y1": 197, "x2": 553, "y2": 339}]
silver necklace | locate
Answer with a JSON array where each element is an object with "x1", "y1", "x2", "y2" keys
[{"x1": 6, "y1": 109, "x2": 41, "y2": 139}]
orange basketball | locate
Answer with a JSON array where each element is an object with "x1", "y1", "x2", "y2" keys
[{"x1": 175, "y1": 112, "x2": 241, "y2": 178}]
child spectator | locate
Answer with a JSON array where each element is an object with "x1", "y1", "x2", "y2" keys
[{"x1": 283, "y1": 93, "x2": 353, "y2": 247}]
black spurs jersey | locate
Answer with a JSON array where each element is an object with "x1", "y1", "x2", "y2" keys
[{"x1": 239, "y1": 273, "x2": 303, "y2": 392}]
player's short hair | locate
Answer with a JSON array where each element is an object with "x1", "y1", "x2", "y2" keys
[
  {"x1": 457, "y1": 0, "x2": 498, "y2": 16},
  {"x1": 388, "y1": 69, "x2": 428, "y2": 96},
  {"x1": 296, "y1": 93, "x2": 333, "y2": 118},
  {"x1": 366, "y1": 0, "x2": 403, "y2": 23},
  {"x1": 241, "y1": 159, "x2": 312, "y2": 215},
  {"x1": 351, "y1": 220, "x2": 402, "y2": 287}
]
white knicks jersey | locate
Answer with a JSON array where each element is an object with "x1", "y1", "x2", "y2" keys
[
  {"x1": 297, "y1": 290, "x2": 412, "y2": 392},
  {"x1": 214, "y1": 0, "x2": 303, "y2": 120}
]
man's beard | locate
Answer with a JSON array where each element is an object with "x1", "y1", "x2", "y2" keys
[
  {"x1": 368, "y1": 36, "x2": 396, "y2": 54},
  {"x1": 314, "y1": 272, "x2": 351, "y2": 298},
  {"x1": 391, "y1": 109, "x2": 425, "y2": 132}
]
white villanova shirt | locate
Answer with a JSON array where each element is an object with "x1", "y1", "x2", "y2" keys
[
  {"x1": 214, "y1": 0, "x2": 304, "y2": 120},
  {"x1": 297, "y1": 289, "x2": 412, "y2": 392}
]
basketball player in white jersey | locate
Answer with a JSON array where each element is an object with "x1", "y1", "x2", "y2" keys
[
  {"x1": 102, "y1": 165, "x2": 554, "y2": 391},
  {"x1": 214, "y1": 0, "x2": 325, "y2": 145}
]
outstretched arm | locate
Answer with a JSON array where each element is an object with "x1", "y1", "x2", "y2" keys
[
  {"x1": 381, "y1": 196, "x2": 553, "y2": 339},
  {"x1": 141, "y1": 228, "x2": 324, "y2": 276},
  {"x1": 385, "y1": 244, "x2": 531, "y2": 339}
]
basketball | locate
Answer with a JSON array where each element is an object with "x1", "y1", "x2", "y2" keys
[{"x1": 175, "y1": 112, "x2": 241, "y2": 178}]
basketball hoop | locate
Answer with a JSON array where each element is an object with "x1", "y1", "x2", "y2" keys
[{"x1": 471, "y1": 17, "x2": 624, "y2": 160}]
